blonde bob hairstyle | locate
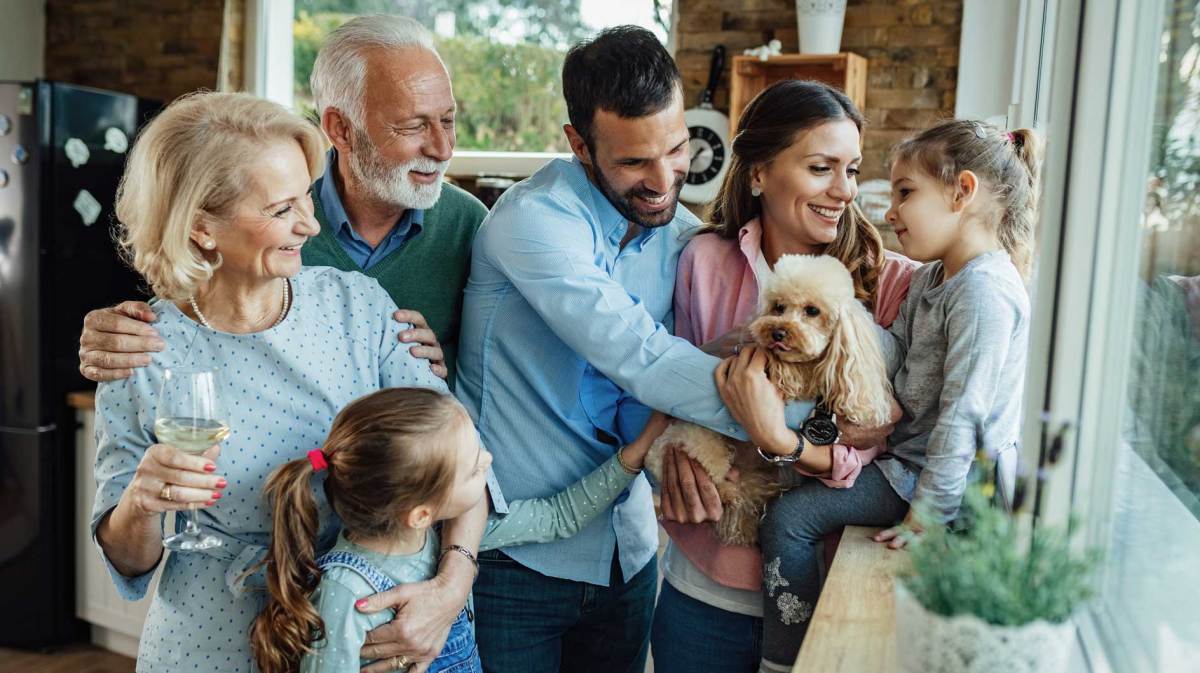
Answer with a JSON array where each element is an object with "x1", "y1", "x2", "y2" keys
[{"x1": 115, "y1": 91, "x2": 325, "y2": 301}]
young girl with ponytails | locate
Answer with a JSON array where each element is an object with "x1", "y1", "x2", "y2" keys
[
  {"x1": 756, "y1": 119, "x2": 1041, "y2": 671},
  {"x1": 249, "y1": 387, "x2": 667, "y2": 673}
]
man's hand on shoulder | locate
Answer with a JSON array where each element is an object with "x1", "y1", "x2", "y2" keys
[
  {"x1": 78, "y1": 301, "x2": 163, "y2": 382},
  {"x1": 394, "y1": 309, "x2": 447, "y2": 380}
]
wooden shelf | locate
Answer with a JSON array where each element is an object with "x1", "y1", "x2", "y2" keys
[{"x1": 729, "y1": 53, "x2": 868, "y2": 137}]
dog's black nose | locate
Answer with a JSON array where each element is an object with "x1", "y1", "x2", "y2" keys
[{"x1": 771, "y1": 328, "x2": 787, "y2": 342}]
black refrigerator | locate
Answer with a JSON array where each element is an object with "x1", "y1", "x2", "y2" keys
[{"x1": 0, "y1": 81, "x2": 156, "y2": 648}]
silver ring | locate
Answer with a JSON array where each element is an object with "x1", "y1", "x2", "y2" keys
[{"x1": 732, "y1": 343, "x2": 743, "y2": 355}]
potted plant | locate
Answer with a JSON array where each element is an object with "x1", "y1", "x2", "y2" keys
[{"x1": 895, "y1": 457, "x2": 1100, "y2": 673}]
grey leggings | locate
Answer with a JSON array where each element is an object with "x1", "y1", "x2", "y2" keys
[{"x1": 757, "y1": 462, "x2": 909, "y2": 668}]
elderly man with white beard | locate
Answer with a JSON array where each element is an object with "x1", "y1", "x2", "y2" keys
[
  {"x1": 75, "y1": 16, "x2": 489, "y2": 673},
  {"x1": 78, "y1": 15, "x2": 487, "y2": 384}
]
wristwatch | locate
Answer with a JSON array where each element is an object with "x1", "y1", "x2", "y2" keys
[{"x1": 756, "y1": 404, "x2": 840, "y2": 465}]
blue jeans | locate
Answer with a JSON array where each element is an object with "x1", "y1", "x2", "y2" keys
[
  {"x1": 473, "y1": 549, "x2": 657, "y2": 673},
  {"x1": 650, "y1": 581, "x2": 762, "y2": 673},
  {"x1": 429, "y1": 608, "x2": 482, "y2": 673},
  {"x1": 758, "y1": 463, "x2": 908, "y2": 668}
]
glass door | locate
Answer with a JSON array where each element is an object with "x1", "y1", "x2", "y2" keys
[{"x1": 1017, "y1": 0, "x2": 1200, "y2": 669}]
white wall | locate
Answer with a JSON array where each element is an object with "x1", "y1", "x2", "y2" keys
[
  {"x1": 955, "y1": 0, "x2": 1021, "y2": 124},
  {"x1": 0, "y1": 0, "x2": 45, "y2": 81}
]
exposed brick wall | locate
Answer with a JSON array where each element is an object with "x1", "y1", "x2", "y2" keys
[
  {"x1": 675, "y1": 0, "x2": 962, "y2": 183},
  {"x1": 44, "y1": 0, "x2": 229, "y2": 104}
]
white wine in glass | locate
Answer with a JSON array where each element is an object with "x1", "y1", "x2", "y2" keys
[
  {"x1": 154, "y1": 417, "x2": 230, "y2": 454},
  {"x1": 156, "y1": 366, "x2": 228, "y2": 551}
]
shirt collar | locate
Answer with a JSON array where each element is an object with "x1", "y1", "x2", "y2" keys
[
  {"x1": 737, "y1": 217, "x2": 765, "y2": 266},
  {"x1": 319, "y1": 148, "x2": 425, "y2": 244}
]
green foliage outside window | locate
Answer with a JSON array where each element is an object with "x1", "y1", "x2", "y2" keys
[{"x1": 292, "y1": 0, "x2": 600, "y2": 152}]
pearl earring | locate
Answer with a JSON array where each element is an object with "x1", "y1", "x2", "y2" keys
[
  {"x1": 204, "y1": 240, "x2": 216, "y2": 250},
  {"x1": 751, "y1": 186, "x2": 762, "y2": 197}
]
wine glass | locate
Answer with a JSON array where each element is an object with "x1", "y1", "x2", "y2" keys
[{"x1": 154, "y1": 366, "x2": 229, "y2": 551}]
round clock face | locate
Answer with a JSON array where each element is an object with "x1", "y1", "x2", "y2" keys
[{"x1": 687, "y1": 125, "x2": 726, "y2": 185}]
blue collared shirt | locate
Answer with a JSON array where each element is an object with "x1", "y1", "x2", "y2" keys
[
  {"x1": 456, "y1": 158, "x2": 812, "y2": 586},
  {"x1": 319, "y1": 149, "x2": 423, "y2": 270}
]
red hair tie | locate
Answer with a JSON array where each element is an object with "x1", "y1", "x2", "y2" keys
[{"x1": 308, "y1": 448, "x2": 328, "y2": 472}]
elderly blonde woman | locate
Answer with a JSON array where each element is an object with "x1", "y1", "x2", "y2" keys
[{"x1": 92, "y1": 91, "x2": 484, "y2": 673}]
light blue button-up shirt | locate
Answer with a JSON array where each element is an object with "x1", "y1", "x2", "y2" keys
[
  {"x1": 456, "y1": 158, "x2": 812, "y2": 586},
  {"x1": 319, "y1": 149, "x2": 423, "y2": 270}
]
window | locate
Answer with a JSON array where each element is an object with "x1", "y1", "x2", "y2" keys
[
  {"x1": 1016, "y1": 0, "x2": 1200, "y2": 670},
  {"x1": 289, "y1": 0, "x2": 672, "y2": 175}
]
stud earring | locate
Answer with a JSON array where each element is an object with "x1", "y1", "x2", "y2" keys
[
  {"x1": 203, "y1": 240, "x2": 216, "y2": 250},
  {"x1": 751, "y1": 186, "x2": 762, "y2": 197}
]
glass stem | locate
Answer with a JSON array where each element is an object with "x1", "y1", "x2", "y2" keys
[{"x1": 181, "y1": 507, "x2": 201, "y2": 535}]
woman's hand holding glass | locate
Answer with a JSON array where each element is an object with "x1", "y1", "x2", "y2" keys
[{"x1": 122, "y1": 443, "x2": 225, "y2": 517}]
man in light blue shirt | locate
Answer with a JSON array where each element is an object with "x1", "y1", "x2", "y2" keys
[{"x1": 457, "y1": 27, "x2": 814, "y2": 673}]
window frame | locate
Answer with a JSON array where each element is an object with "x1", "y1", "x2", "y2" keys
[
  {"x1": 1015, "y1": 0, "x2": 1197, "y2": 670},
  {"x1": 250, "y1": 1, "x2": 676, "y2": 179}
]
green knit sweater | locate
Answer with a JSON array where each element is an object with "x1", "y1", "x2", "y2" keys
[{"x1": 302, "y1": 177, "x2": 487, "y2": 382}]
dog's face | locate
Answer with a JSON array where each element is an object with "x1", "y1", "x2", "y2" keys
[
  {"x1": 748, "y1": 254, "x2": 857, "y2": 364},
  {"x1": 749, "y1": 286, "x2": 841, "y2": 363}
]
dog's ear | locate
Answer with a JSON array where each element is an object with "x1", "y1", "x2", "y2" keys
[{"x1": 815, "y1": 301, "x2": 893, "y2": 426}]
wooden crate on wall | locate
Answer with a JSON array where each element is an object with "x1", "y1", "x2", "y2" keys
[{"x1": 729, "y1": 53, "x2": 868, "y2": 136}]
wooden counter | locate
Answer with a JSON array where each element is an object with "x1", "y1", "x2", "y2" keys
[
  {"x1": 792, "y1": 526, "x2": 908, "y2": 673},
  {"x1": 67, "y1": 390, "x2": 95, "y2": 410}
]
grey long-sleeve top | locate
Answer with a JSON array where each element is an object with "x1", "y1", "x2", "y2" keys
[{"x1": 874, "y1": 251, "x2": 1031, "y2": 521}]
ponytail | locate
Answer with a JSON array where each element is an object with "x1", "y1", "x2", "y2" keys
[
  {"x1": 250, "y1": 457, "x2": 325, "y2": 673},
  {"x1": 1000, "y1": 128, "x2": 1043, "y2": 278}
]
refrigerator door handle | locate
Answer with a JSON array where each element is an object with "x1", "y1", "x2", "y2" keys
[{"x1": 0, "y1": 424, "x2": 57, "y2": 434}]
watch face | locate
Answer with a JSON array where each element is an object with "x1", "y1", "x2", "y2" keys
[
  {"x1": 802, "y1": 417, "x2": 840, "y2": 446},
  {"x1": 687, "y1": 125, "x2": 725, "y2": 185}
]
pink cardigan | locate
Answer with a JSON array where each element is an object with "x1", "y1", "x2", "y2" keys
[{"x1": 664, "y1": 218, "x2": 917, "y2": 591}]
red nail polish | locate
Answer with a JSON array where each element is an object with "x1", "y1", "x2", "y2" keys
[
  {"x1": 355, "y1": 599, "x2": 368, "y2": 610},
  {"x1": 205, "y1": 500, "x2": 216, "y2": 506},
  {"x1": 212, "y1": 491, "x2": 222, "y2": 500},
  {"x1": 215, "y1": 478, "x2": 227, "y2": 488},
  {"x1": 204, "y1": 463, "x2": 216, "y2": 472}
]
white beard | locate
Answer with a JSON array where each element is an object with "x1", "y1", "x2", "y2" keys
[{"x1": 348, "y1": 131, "x2": 448, "y2": 210}]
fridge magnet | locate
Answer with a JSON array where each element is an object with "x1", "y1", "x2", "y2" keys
[
  {"x1": 104, "y1": 127, "x2": 128, "y2": 154},
  {"x1": 74, "y1": 189, "x2": 102, "y2": 226},
  {"x1": 64, "y1": 138, "x2": 89, "y2": 168}
]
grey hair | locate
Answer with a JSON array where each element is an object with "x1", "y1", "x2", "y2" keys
[{"x1": 310, "y1": 15, "x2": 440, "y2": 128}]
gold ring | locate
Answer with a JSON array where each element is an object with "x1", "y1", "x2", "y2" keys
[
  {"x1": 392, "y1": 655, "x2": 409, "y2": 670},
  {"x1": 160, "y1": 484, "x2": 172, "y2": 501}
]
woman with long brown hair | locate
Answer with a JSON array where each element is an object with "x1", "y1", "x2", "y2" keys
[{"x1": 652, "y1": 79, "x2": 917, "y2": 672}]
